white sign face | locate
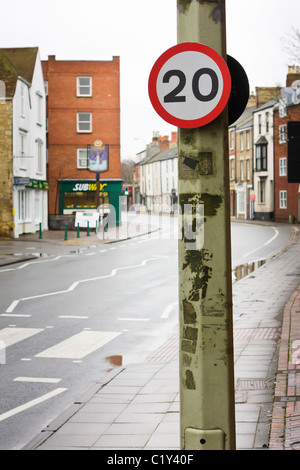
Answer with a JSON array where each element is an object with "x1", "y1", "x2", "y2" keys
[
  {"x1": 148, "y1": 43, "x2": 231, "y2": 128},
  {"x1": 75, "y1": 212, "x2": 99, "y2": 228}
]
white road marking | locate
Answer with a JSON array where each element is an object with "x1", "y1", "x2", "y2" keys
[
  {"x1": 35, "y1": 330, "x2": 121, "y2": 359},
  {"x1": 6, "y1": 300, "x2": 20, "y2": 313},
  {"x1": 0, "y1": 314, "x2": 31, "y2": 318},
  {"x1": 161, "y1": 302, "x2": 178, "y2": 319},
  {"x1": 118, "y1": 317, "x2": 150, "y2": 322},
  {"x1": 58, "y1": 315, "x2": 88, "y2": 319},
  {"x1": 5, "y1": 256, "x2": 169, "y2": 313},
  {"x1": 0, "y1": 328, "x2": 44, "y2": 348},
  {"x1": 243, "y1": 227, "x2": 279, "y2": 258},
  {"x1": 264, "y1": 228, "x2": 279, "y2": 246},
  {"x1": 13, "y1": 377, "x2": 62, "y2": 384},
  {"x1": 0, "y1": 388, "x2": 67, "y2": 423},
  {"x1": 0, "y1": 256, "x2": 62, "y2": 273}
]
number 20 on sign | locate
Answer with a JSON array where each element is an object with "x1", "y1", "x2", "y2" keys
[{"x1": 148, "y1": 43, "x2": 231, "y2": 129}]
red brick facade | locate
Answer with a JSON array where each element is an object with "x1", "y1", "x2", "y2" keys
[
  {"x1": 274, "y1": 104, "x2": 300, "y2": 223},
  {"x1": 42, "y1": 56, "x2": 120, "y2": 215}
]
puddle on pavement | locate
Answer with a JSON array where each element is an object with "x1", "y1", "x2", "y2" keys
[
  {"x1": 105, "y1": 355, "x2": 123, "y2": 371},
  {"x1": 233, "y1": 259, "x2": 266, "y2": 283}
]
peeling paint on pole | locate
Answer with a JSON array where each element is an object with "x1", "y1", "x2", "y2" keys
[
  {"x1": 177, "y1": 0, "x2": 236, "y2": 451},
  {"x1": 179, "y1": 0, "x2": 226, "y2": 24}
]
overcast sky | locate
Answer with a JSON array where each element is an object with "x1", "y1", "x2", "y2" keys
[{"x1": 1, "y1": 0, "x2": 300, "y2": 159}]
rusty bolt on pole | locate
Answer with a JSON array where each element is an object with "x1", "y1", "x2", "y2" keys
[{"x1": 177, "y1": 0, "x2": 236, "y2": 450}]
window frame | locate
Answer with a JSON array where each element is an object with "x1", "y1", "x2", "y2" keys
[
  {"x1": 240, "y1": 160, "x2": 244, "y2": 181},
  {"x1": 19, "y1": 131, "x2": 27, "y2": 169},
  {"x1": 77, "y1": 148, "x2": 88, "y2": 169},
  {"x1": 77, "y1": 112, "x2": 92, "y2": 133},
  {"x1": 37, "y1": 141, "x2": 43, "y2": 173},
  {"x1": 279, "y1": 190, "x2": 287, "y2": 209},
  {"x1": 279, "y1": 124, "x2": 287, "y2": 144},
  {"x1": 77, "y1": 77, "x2": 92, "y2": 97},
  {"x1": 246, "y1": 159, "x2": 250, "y2": 181},
  {"x1": 230, "y1": 130, "x2": 234, "y2": 150},
  {"x1": 255, "y1": 144, "x2": 267, "y2": 171},
  {"x1": 279, "y1": 157, "x2": 287, "y2": 176},
  {"x1": 246, "y1": 130, "x2": 250, "y2": 150}
]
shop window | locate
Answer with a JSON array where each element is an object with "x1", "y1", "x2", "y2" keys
[
  {"x1": 18, "y1": 190, "x2": 30, "y2": 221},
  {"x1": 64, "y1": 191, "x2": 109, "y2": 210}
]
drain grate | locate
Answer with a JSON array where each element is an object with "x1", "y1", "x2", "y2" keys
[
  {"x1": 237, "y1": 378, "x2": 272, "y2": 391},
  {"x1": 234, "y1": 327, "x2": 280, "y2": 341}
]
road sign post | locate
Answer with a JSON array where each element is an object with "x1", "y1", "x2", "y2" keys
[
  {"x1": 149, "y1": 1, "x2": 236, "y2": 450},
  {"x1": 176, "y1": 0, "x2": 236, "y2": 450}
]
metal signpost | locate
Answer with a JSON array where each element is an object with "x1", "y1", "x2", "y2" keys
[
  {"x1": 149, "y1": 0, "x2": 239, "y2": 450},
  {"x1": 87, "y1": 140, "x2": 109, "y2": 238}
]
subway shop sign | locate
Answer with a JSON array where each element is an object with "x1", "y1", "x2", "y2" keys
[
  {"x1": 58, "y1": 179, "x2": 122, "y2": 225},
  {"x1": 72, "y1": 182, "x2": 107, "y2": 193}
]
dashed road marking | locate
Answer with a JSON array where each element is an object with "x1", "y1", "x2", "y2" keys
[
  {"x1": 13, "y1": 377, "x2": 62, "y2": 384},
  {"x1": 0, "y1": 388, "x2": 68, "y2": 423}
]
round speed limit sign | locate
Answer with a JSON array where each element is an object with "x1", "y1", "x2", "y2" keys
[{"x1": 148, "y1": 43, "x2": 231, "y2": 128}]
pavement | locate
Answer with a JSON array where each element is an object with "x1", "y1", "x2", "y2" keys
[{"x1": 0, "y1": 217, "x2": 300, "y2": 451}]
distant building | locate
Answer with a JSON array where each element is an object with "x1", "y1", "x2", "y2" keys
[
  {"x1": 0, "y1": 47, "x2": 48, "y2": 238},
  {"x1": 253, "y1": 98, "x2": 277, "y2": 220},
  {"x1": 228, "y1": 100, "x2": 255, "y2": 220},
  {"x1": 42, "y1": 55, "x2": 122, "y2": 226},
  {"x1": 137, "y1": 132, "x2": 177, "y2": 212},
  {"x1": 273, "y1": 68, "x2": 300, "y2": 223}
]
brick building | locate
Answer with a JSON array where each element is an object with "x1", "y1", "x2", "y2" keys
[
  {"x1": 274, "y1": 68, "x2": 300, "y2": 223},
  {"x1": 42, "y1": 56, "x2": 122, "y2": 226}
]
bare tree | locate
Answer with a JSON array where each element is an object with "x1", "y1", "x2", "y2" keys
[
  {"x1": 281, "y1": 27, "x2": 300, "y2": 64},
  {"x1": 121, "y1": 159, "x2": 135, "y2": 183}
]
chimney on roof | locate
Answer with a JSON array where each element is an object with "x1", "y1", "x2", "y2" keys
[
  {"x1": 286, "y1": 65, "x2": 300, "y2": 87},
  {"x1": 255, "y1": 86, "x2": 281, "y2": 108}
]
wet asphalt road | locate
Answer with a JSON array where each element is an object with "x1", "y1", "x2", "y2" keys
[{"x1": 0, "y1": 219, "x2": 295, "y2": 449}]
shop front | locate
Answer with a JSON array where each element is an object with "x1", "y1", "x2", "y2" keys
[
  {"x1": 13, "y1": 177, "x2": 49, "y2": 238},
  {"x1": 58, "y1": 179, "x2": 123, "y2": 226}
]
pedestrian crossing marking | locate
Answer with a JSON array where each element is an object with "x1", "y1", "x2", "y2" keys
[
  {"x1": 0, "y1": 328, "x2": 44, "y2": 348},
  {"x1": 35, "y1": 330, "x2": 121, "y2": 359}
]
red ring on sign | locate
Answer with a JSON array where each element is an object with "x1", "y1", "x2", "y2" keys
[{"x1": 148, "y1": 42, "x2": 231, "y2": 128}]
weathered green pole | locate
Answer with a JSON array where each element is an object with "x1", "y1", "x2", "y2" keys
[
  {"x1": 177, "y1": 0, "x2": 236, "y2": 450},
  {"x1": 64, "y1": 223, "x2": 68, "y2": 241}
]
